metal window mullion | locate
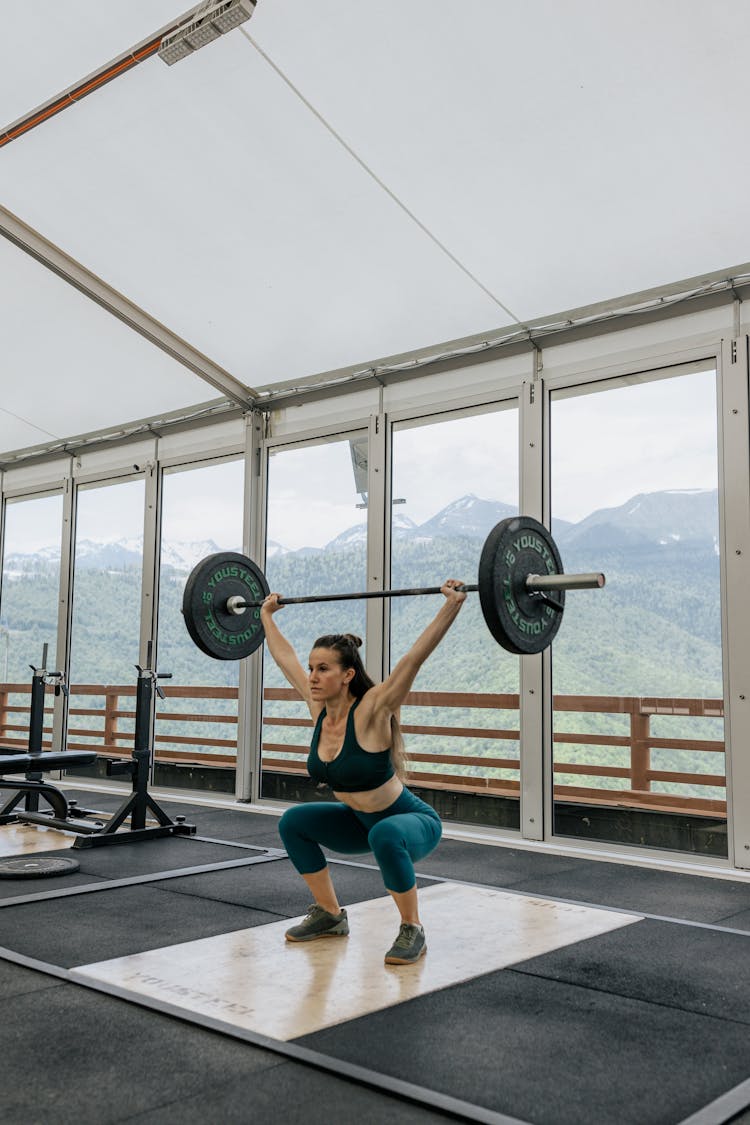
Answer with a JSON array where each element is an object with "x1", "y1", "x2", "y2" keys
[
  {"x1": 720, "y1": 336, "x2": 750, "y2": 868},
  {"x1": 237, "y1": 411, "x2": 265, "y2": 802},
  {"x1": 366, "y1": 413, "x2": 387, "y2": 682},
  {"x1": 53, "y1": 465, "x2": 76, "y2": 753},
  {"x1": 519, "y1": 370, "x2": 546, "y2": 841},
  {"x1": 0, "y1": 473, "x2": 5, "y2": 662},
  {"x1": 382, "y1": 413, "x2": 396, "y2": 682},
  {"x1": 139, "y1": 457, "x2": 160, "y2": 780},
  {"x1": 0, "y1": 479, "x2": 6, "y2": 717}
]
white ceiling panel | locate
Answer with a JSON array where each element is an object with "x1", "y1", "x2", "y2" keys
[
  {"x1": 0, "y1": 236, "x2": 216, "y2": 455},
  {"x1": 0, "y1": 6, "x2": 507, "y2": 388},
  {"x1": 254, "y1": 0, "x2": 750, "y2": 320},
  {"x1": 0, "y1": 1, "x2": 189, "y2": 127},
  {"x1": 0, "y1": 411, "x2": 57, "y2": 456}
]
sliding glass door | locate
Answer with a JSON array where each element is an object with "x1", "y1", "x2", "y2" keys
[
  {"x1": 390, "y1": 404, "x2": 521, "y2": 829},
  {"x1": 0, "y1": 492, "x2": 63, "y2": 749},
  {"x1": 260, "y1": 434, "x2": 369, "y2": 799},
  {"x1": 155, "y1": 457, "x2": 245, "y2": 793},
  {"x1": 549, "y1": 366, "x2": 726, "y2": 856},
  {"x1": 68, "y1": 477, "x2": 145, "y2": 758}
]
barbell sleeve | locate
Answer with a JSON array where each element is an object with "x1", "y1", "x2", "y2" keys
[{"x1": 525, "y1": 573, "x2": 606, "y2": 591}]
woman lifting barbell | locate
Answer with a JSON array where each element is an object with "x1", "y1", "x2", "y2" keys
[{"x1": 260, "y1": 579, "x2": 467, "y2": 965}]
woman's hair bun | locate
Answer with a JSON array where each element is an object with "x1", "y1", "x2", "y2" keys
[{"x1": 343, "y1": 633, "x2": 363, "y2": 649}]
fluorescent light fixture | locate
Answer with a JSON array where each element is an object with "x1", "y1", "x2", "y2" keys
[
  {"x1": 185, "y1": 22, "x2": 221, "y2": 50},
  {"x1": 159, "y1": 0, "x2": 256, "y2": 66},
  {"x1": 212, "y1": 2, "x2": 255, "y2": 33},
  {"x1": 159, "y1": 38, "x2": 195, "y2": 65}
]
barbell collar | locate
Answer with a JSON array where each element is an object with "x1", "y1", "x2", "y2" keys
[{"x1": 525, "y1": 572, "x2": 606, "y2": 591}]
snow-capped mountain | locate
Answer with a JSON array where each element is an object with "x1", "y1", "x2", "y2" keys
[
  {"x1": 266, "y1": 540, "x2": 290, "y2": 559},
  {"x1": 160, "y1": 539, "x2": 228, "y2": 571},
  {"x1": 309, "y1": 490, "x2": 720, "y2": 555},
  {"x1": 324, "y1": 513, "x2": 418, "y2": 551},
  {"x1": 416, "y1": 495, "x2": 516, "y2": 540},
  {"x1": 555, "y1": 489, "x2": 719, "y2": 550},
  {"x1": 4, "y1": 536, "x2": 237, "y2": 577},
  {"x1": 1, "y1": 490, "x2": 721, "y2": 576}
]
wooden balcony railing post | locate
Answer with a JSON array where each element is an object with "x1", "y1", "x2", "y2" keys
[
  {"x1": 104, "y1": 691, "x2": 119, "y2": 753},
  {"x1": 0, "y1": 689, "x2": 7, "y2": 743},
  {"x1": 630, "y1": 703, "x2": 651, "y2": 792}
]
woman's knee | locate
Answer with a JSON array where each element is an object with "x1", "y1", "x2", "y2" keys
[
  {"x1": 366, "y1": 823, "x2": 414, "y2": 893},
  {"x1": 368, "y1": 813, "x2": 440, "y2": 864},
  {"x1": 278, "y1": 804, "x2": 329, "y2": 875},
  {"x1": 279, "y1": 801, "x2": 367, "y2": 857},
  {"x1": 278, "y1": 804, "x2": 314, "y2": 846},
  {"x1": 367, "y1": 820, "x2": 407, "y2": 867}
]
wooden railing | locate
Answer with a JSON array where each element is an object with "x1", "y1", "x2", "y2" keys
[{"x1": 0, "y1": 683, "x2": 727, "y2": 816}]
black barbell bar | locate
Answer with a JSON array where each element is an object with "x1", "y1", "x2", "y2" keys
[{"x1": 225, "y1": 571, "x2": 605, "y2": 613}]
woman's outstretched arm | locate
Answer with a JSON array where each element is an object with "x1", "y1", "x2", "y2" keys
[
  {"x1": 260, "y1": 595, "x2": 312, "y2": 707},
  {"x1": 372, "y1": 580, "x2": 466, "y2": 714}
]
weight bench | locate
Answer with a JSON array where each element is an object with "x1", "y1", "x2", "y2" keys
[
  {"x1": 0, "y1": 645, "x2": 103, "y2": 835},
  {"x1": 0, "y1": 749, "x2": 100, "y2": 829},
  {"x1": 0, "y1": 642, "x2": 195, "y2": 846}
]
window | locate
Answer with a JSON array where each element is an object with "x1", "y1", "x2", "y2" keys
[
  {"x1": 390, "y1": 406, "x2": 521, "y2": 827},
  {"x1": 550, "y1": 367, "x2": 725, "y2": 854}
]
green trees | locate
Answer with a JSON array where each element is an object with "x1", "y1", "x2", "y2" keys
[{"x1": 0, "y1": 533, "x2": 724, "y2": 799}]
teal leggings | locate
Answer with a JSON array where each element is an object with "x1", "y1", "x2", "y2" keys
[{"x1": 278, "y1": 788, "x2": 442, "y2": 894}]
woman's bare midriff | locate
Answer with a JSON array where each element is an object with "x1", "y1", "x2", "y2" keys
[{"x1": 334, "y1": 773, "x2": 404, "y2": 813}]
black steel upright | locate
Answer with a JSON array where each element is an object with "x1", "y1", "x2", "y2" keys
[
  {"x1": 0, "y1": 644, "x2": 98, "y2": 829},
  {"x1": 73, "y1": 646, "x2": 196, "y2": 847},
  {"x1": 23, "y1": 643, "x2": 48, "y2": 811}
]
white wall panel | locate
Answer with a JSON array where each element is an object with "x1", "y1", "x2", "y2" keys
[
  {"x1": 2, "y1": 458, "x2": 70, "y2": 497},
  {"x1": 540, "y1": 303, "x2": 735, "y2": 385},
  {"x1": 73, "y1": 438, "x2": 157, "y2": 482},
  {"x1": 157, "y1": 417, "x2": 246, "y2": 462}
]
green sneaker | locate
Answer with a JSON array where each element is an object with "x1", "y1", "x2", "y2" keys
[
  {"x1": 285, "y1": 903, "x2": 349, "y2": 942},
  {"x1": 384, "y1": 922, "x2": 426, "y2": 965}
]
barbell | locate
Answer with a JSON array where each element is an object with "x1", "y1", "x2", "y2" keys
[{"x1": 181, "y1": 515, "x2": 605, "y2": 661}]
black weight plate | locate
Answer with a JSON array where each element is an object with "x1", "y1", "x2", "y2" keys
[
  {"x1": 182, "y1": 552, "x2": 270, "y2": 661},
  {"x1": 0, "y1": 856, "x2": 80, "y2": 879},
  {"x1": 478, "y1": 517, "x2": 565, "y2": 655}
]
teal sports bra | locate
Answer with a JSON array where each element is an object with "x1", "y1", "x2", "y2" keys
[{"x1": 307, "y1": 700, "x2": 395, "y2": 792}]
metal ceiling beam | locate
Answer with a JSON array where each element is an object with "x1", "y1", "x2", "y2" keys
[{"x1": 0, "y1": 205, "x2": 258, "y2": 408}]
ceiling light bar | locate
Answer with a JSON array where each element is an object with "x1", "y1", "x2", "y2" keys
[
  {"x1": 158, "y1": 0, "x2": 256, "y2": 65},
  {"x1": 0, "y1": 36, "x2": 163, "y2": 148}
]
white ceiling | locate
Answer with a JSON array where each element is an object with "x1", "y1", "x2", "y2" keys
[{"x1": 2, "y1": 0, "x2": 750, "y2": 460}]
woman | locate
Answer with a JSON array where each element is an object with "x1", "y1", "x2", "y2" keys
[{"x1": 261, "y1": 580, "x2": 466, "y2": 965}]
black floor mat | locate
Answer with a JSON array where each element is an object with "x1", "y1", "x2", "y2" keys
[
  {"x1": 0, "y1": 979, "x2": 283, "y2": 1125},
  {"x1": 512, "y1": 916, "x2": 750, "y2": 1024},
  {"x1": 300, "y1": 967, "x2": 750, "y2": 1125},
  {"x1": 0, "y1": 883, "x2": 278, "y2": 967}
]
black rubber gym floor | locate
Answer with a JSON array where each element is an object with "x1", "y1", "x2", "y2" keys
[{"x1": 1, "y1": 787, "x2": 749, "y2": 1125}]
